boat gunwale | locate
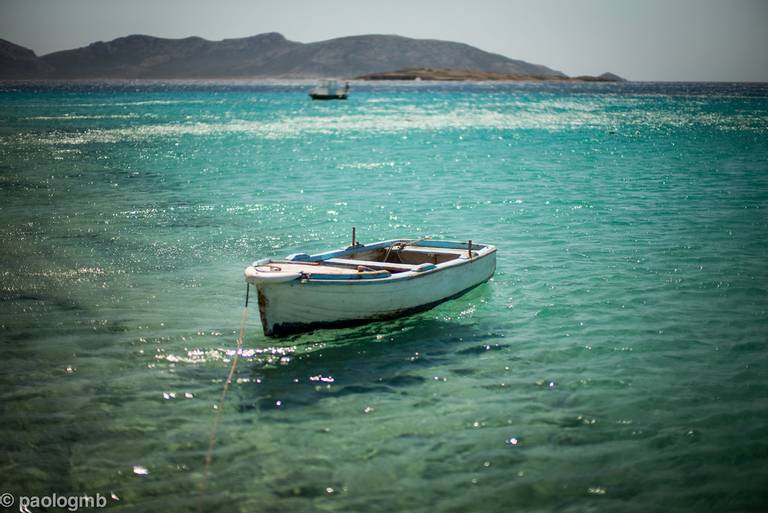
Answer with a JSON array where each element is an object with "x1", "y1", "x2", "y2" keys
[
  {"x1": 281, "y1": 239, "x2": 492, "y2": 262},
  {"x1": 250, "y1": 239, "x2": 496, "y2": 286}
]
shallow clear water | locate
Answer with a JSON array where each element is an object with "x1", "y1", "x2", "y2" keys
[{"x1": 1, "y1": 81, "x2": 767, "y2": 512}]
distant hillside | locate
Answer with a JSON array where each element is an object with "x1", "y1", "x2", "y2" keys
[
  {"x1": 0, "y1": 39, "x2": 54, "y2": 78},
  {"x1": 0, "y1": 32, "x2": 566, "y2": 79},
  {"x1": 572, "y1": 72, "x2": 627, "y2": 82},
  {"x1": 357, "y1": 68, "x2": 625, "y2": 82},
  {"x1": 41, "y1": 33, "x2": 300, "y2": 79}
]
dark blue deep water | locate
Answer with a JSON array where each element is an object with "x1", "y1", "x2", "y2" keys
[{"x1": 1, "y1": 80, "x2": 767, "y2": 512}]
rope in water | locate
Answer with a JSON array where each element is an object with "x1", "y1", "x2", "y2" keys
[{"x1": 197, "y1": 285, "x2": 249, "y2": 513}]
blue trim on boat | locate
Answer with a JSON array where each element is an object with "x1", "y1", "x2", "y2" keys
[
  {"x1": 297, "y1": 239, "x2": 486, "y2": 262},
  {"x1": 302, "y1": 270, "x2": 391, "y2": 280},
  {"x1": 251, "y1": 240, "x2": 496, "y2": 286},
  {"x1": 299, "y1": 250, "x2": 494, "y2": 285}
]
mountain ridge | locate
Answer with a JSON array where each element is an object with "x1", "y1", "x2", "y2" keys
[
  {"x1": 0, "y1": 32, "x2": 568, "y2": 79},
  {"x1": 0, "y1": 38, "x2": 54, "y2": 78},
  {"x1": 0, "y1": 33, "x2": 622, "y2": 80}
]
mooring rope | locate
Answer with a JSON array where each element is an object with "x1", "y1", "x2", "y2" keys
[
  {"x1": 198, "y1": 285, "x2": 249, "y2": 513},
  {"x1": 382, "y1": 235, "x2": 432, "y2": 263}
]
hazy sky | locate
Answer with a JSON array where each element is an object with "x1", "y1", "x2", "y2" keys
[{"x1": 1, "y1": 0, "x2": 767, "y2": 81}]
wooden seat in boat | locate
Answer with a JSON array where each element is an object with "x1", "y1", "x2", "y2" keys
[{"x1": 325, "y1": 258, "x2": 434, "y2": 272}]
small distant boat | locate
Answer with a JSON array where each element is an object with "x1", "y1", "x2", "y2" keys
[
  {"x1": 309, "y1": 79, "x2": 349, "y2": 100},
  {"x1": 244, "y1": 234, "x2": 496, "y2": 336}
]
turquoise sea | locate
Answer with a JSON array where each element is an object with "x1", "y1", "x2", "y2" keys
[{"x1": 1, "y1": 80, "x2": 767, "y2": 512}]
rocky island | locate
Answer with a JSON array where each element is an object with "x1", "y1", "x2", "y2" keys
[
  {"x1": 0, "y1": 33, "x2": 624, "y2": 81},
  {"x1": 356, "y1": 68, "x2": 625, "y2": 82}
]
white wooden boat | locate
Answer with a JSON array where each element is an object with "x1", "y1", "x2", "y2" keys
[{"x1": 244, "y1": 236, "x2": 496, "y2": 336}]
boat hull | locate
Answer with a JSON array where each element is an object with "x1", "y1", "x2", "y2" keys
[
  {"x1": 309, "y1": 93, "x2": 348, "y2": 100},
  {"x1": 255, "y1": 250, "x2": 495, "y2": 336}
]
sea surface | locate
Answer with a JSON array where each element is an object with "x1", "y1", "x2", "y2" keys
[{"x1": 1, "y1": 80, "x2": 767, "y2": 512}]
